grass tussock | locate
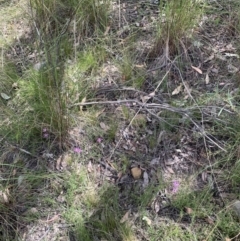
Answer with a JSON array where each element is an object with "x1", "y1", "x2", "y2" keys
[
  {"x1": 0, "y1": 0, "x2": 110, "y2": 150},
  {"x1": 151, "y1": 0, "x2": 204, "y2": 58}
]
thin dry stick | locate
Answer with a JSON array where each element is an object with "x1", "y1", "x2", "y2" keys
[
  {"x1": 106, "y1": 65, "x2": 173, "y2": 160},
  {"x1": 70, "y1": 99, "x2": 226, "y2": 152},
  {"x1": 1, "y1": 45, "x2": 3, "y2": 70},
  {"x1": 144, "y1": 106, "x2": 226, "y2": 152},
  {"x1": 230, "y1": 231, "x2": 240, "y2": 241},
  {"x1": 173, "y1": 61, "x2": 226, "y2": 208},
  {"x1": 10, "y1": 144, "x2": 38, "y2": 158},
  {"x1": 73, "y1": 16, "x2": 77, "y2": 63},
  {"x1": 70, "y1": 99, "x2": 187, "y2": 114},
  {"x1": 118, "y1": 0, "x2": 121, "y2": 29},
  {"x1": 154, "y1": 64, "x2": 172, "y2": 91},
  {"x1": 107, "y1": 102, "x2": 148, "y2": 160}
]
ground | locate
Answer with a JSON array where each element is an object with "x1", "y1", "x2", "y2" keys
[{"x1": 0, "y1": 0, "x2": 240, "y2": 241}]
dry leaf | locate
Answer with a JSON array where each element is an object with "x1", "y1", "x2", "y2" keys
[
  {"x1": 205, "y1": 73, "x2": 210, "y2": 84},
  {"x1": 131, "y1": 167, "x2": 142, "y2": 179},
  {"x1": 205, "y1": 216, "x2": 215, "y2": 225},
  {"x1": 166, "y1": 155, "x2": 180, "y2": 165},
  {"x1": 228, "y1": 64, "x2": 239, "y2": 73},
  {"x1": 172, "y1": 84, "x2": 182, "y2": 95},
  {"x1": 211, "y1": 68, "x2": 218, "y2": 73},
  {"x1": 42, "y1": 214, "x2": 60, "y2": 223},
  {"x1": 118, "y1": 171, "x2": 123, "y2": 178},
  {"x1": 142, "y1": 216, "x2": 152, "y2": 226},
  {"x1": 122, "y1": 144, "x2": 129, "y2": 150},
  {"x1": 142, "y1": 171, "x2": 149, "y2": 188},
  {"x1": 191, "y1": 65, "x2": 203, "y2": 74},
  {"x1": 216, "y1": 53, "x2": 227, "y2": 61},
  {"x1": 100, "y1": 122, "x2": 110, "y2": 131},
  {"x1": 56, "y1": 154, "x2": 71, "y2": 170},
  {"x1": 0, "y1": 190, "x2": 9, "y2": 203},
  {"x1": 153, "y1": 201, "x2": 160, "y2": 213},
  {"x1": 204, "y1": 54, "x2": 214, "y2": 62},
  {"x1": 95, "y1": 109, "x2": 105, "y2": 118},
  {"x1": 225, "y1": 238, "x2": 231, "y2": 241},
  {"x1": 18, "y1": 175, "x2": 24, "y2": 186},
  {"x1": 201, "y1": 172, "x2": 207, "y2": 182},
  {"x1": 80, "y1": 97, "x2": 86, "y2": 111},
  {"x1": 120, "y1": 210, "x2": 130, "y2": 223},
  {"x1": 149, "y1": 91, "x2": 155, "y2": 97},
  {"x1": 226, "y1": 43, "x2": 235, "y2": 50},
  {"x1": 3, "y1": 192, "x2": 8, "y2": 203},
  {"x1": 165, "y1": 166, "x2": 175, "y2": 174},
  {"x1": 140, "y1": 92, "x2": 155, "y2": 102},
  {"x1": 87, "y1": 161, "x2": 93, "y2": 173},
  {"x1": 61, "y1": 159, "x2": 68, "y2": 169},
  {"x1": 150, "y1": 158, "x2": 160, "y2": 166},
  {"x1": 116, "y1": 171, "x2": 123, "y2": 183},
  {"x1": 225, "y1": 53, "x2": 239, "y2": 58},
  {"x1": 1, "y1": 93, "x2": 10, "y2": 100},
  {"x1": 57, "y1": 194, "x2": 66, "y2": 203},
  {"x1": 140, "y1": 95, "x2": 151, "y2": 102},
  {"x1": 12, "y1": 82, "x2": 18, "y2": 89},
  {"x1": 135, "y1": 64, "x2": 145, "y2": 68},
  {"x1": 56, "y1": 155, "x2": 63, "y2": 170},
  {"x1": 185, "y1": 207, "x2": 193, "y2": 214},
  {"x1": 104, "y1": 26, "x2": 110, "y2": 36},
  {"x1": 183, "y1": 82, "x2": 191, "y2": 95}
]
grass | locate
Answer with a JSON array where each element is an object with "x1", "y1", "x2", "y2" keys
[
  {"x1": 147, "y1": 222, "x2": 197, "y2": 241},
  {"x1": 0, "y1": 159, "x2": 57, "y2": 240},
  {"x1": 1, "y1": 0, "x2": 240, "y2": 240},
  {"x1": 0, "y1": 0, "x2": 110, "y2": 151},
  {"x1": 151, "y1": 0, "x2": 204, "y2": 58},
  {"x1": 0, "y1": 0, "x2": 28, "y2": 48},
  {"x1": 63, "y1": 166, "x2": 138, "y2": 241}
]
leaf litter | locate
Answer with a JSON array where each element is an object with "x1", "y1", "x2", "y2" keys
[{"x1": 2, "y1": 0, "x2": 240, "y2": 240}]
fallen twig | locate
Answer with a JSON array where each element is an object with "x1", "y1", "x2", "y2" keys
[
  {"x1": 69, "y1": 99, "x2": 187, "y2": 114},
  {"x1": 70, "y1": 98, "x2": 227, "y2": 152}
]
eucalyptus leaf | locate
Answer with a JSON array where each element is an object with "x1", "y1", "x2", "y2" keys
[{"x1": 1, "y1": 92, "x2": 11, "y2": 100}]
